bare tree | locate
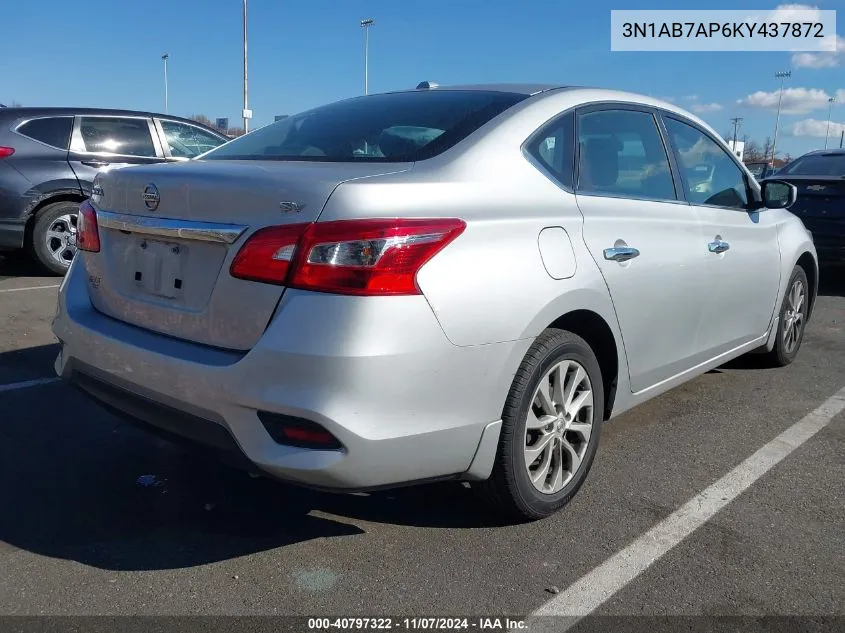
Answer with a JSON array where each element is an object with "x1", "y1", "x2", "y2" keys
[
  {"x1": 743, "y1": 140, "x2": 764, "y2": 162},
  {"x1": 761, "y1": 137, "x2": 773, "y2": 162},
  {"x1": 190, "y1": 114, "x2": 246, "y2": 137},
  {"x1": 190, "y1": 114, "x2": 215, "y2": 127}
]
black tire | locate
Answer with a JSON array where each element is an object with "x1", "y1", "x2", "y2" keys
[
  {"x1": 30, "y1": 201, "x2": 80, "y2": 275},
  {"x1": 762, "y1": 265, "x2": 810, "y2": 367},
  {"x1": 474, "y1": 328, "x2": 605, "y2": 521}
]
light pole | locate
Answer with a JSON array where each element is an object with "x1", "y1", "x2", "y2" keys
[
  {"x1": 770, "y1": 70, "x2": 791, "y2": 165},
  {"x1": 243, "y1": 0, "x2": 250, "y2": 133},
  {"x1": 824, "y1": 96, "x2": 836, "y2": 149},
  {"x1": 360, "y1": 18, "x2": 375, "y2": 95},
  {"x1": 730, "y1": 117, "x2": 743, "y2": 155},
  {"x1": 161, "y1": 53, "x2": 169, "y2": 113}
]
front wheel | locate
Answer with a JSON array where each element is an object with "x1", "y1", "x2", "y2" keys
[
  {"x1": 474, "y1": 329, "x2": 604, "y2": 521},
  {"x1": 30, "y1": 201, "x2": 80, "y2": 275},
  {"x1": 763, "y1": 265, "x2": 810, "y2": 367}
]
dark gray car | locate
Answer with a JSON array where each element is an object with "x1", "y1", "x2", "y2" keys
[{"x1": 0, "y1": 107, "x2": 228, "y2": 274}]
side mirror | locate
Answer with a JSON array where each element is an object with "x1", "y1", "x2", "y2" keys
[{"x1": 761, "y1": 179, "x2": 797, "y2": 210}]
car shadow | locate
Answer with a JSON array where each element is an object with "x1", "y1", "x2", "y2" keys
[
  {"x1": 0, "y1": 344, "x2": 506, "y2": 572},
  {"x1": 0, "y1": 253, "x2": 56, "y2": 280}
]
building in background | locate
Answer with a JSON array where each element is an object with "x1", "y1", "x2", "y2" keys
[
  {"x1": 726, "y1": 140, "x2": 744, "y2": 161},
  {"x1": 215, "y1": 118, "x2": 229, "y2": 132}
]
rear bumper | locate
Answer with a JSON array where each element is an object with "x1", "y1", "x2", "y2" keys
[
  {"x1": 53, "y1": 257, "x2": 526, "y2": 490},
  {"x1": 0, "y1": 218, "x2": 24, "y2": 250},
  {"x1": 814, "y1": 239, "x2": 845, "y2": 265},
  {"x1": 803, "y1": 220, "x2": 845, "y2": 264}
]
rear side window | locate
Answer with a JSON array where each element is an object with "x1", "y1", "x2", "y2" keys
[
  {"x1": 159, "y1": 120, "x2": 225, "y2": 158},
  {"x1": 17, "y1": 117, "x2": 73, "y2": 149},
  {"x1": 526, "y1": 112, "x2": 575, "y2": 189},
  {"x1": 202, "y1": 90, "x2": 528, "y2": 162},
  {"x1": 576, "y1": 109, "x2": 677, "y2": 201},
  {"x1": 79, "y1": 117, "x2": 156, "y2": 157},
  {"x1": 778, "y1": 153, "x2": 845, "y2": 176}
]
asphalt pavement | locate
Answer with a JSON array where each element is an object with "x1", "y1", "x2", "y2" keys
[{"x1": 0, "y1": 254, "x2": 842, "y2": 630}]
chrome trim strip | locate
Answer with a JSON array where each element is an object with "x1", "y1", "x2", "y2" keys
[{"x1": 96, "y1": 210, "x2": 248, "y2": 244}]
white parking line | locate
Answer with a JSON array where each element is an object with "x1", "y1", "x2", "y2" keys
[
  {"x1": 0, "y1": 284, "x2": 60, "y2": 293},
  {"x1": 0, "y1": 377, "x2": 61, "y2": 393},
  {"x1": 523, "y1": 385, "x2": 845, "y2": 631}
]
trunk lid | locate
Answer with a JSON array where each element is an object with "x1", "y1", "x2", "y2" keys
[
  {"x1": 775, "y1": 175, "x2": 845, "y2": 220},
  {"x1": 84, "y1": 159, "x2": 411, "y2": 350},
  {"x1": 773, "y1": 175, "x2": 845, "y2": 242}
]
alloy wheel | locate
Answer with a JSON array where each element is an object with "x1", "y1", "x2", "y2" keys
[
  {"x1": 524, "y1": 359, "x2": 594, "y2": 494},
  {"x1": 44, "y1": 213, "x2": 78, "y2": 267},
  {"x1": 782, "y1": 278, "x2": 805, "y2": 355}
]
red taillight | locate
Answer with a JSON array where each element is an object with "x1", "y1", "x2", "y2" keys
[
  {"x1": 256, "y1": 411, "x2": 343, "y2": 450},
  {"x1": 291, "y1": 218, "x2": 466, "y2": 295},
  {"x1": 229, "y1": 223, "x2": 310, "y2": 285},
  {"x1": 280, "y1": 427, "x2": 337, "y2": 445},
  {"x1": 0, "y1": 147, "x2": 14, "y2": 159},
  {"x1": 231, "y1": 218, "x2": 465, "y2": 296},
  {"x1": 77, "y1": 200, "x2": 100, "y2": 252}
]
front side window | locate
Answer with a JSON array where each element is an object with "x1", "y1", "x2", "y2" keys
[
  {"x1": 159, "y1": 120, "x2": 226, "y2": 158},
  {"x1": 526, "y1": 112, "x2": 575, "y2": 189},
  {"x1": 79, "y1": 117, "x2": 156, "y2": 157},
  {"x1": 576, "y1": 109, "x2": 676, "y2": 201},
  {"x1": 17, "y1": 117, "x2": 73, "y2": 149},
  {"x1": 663, "y1": 117, "x2": 748, "y2": 209},
  {"x1": 202, "y1": 90, "x2": 527, "y2": 162}
]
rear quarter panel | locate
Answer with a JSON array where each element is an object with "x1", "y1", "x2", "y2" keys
[{"x1": 318, "y1": 94, "x2": 632, "y2": 413}]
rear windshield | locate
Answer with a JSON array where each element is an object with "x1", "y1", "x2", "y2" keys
[
  {"x1": 202, "y1": 90, "x2": 528, "y2": 163},
  {"x1": 778, "y1": 153, "x2": 845, "y2": 176}
]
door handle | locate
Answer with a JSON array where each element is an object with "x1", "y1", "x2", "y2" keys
[
  {"x1": 603, "y1": 246, "x2": 640, "y2": 262},
  {"x1": 708, "y1": 240, "x2": 730, "y2": 254},
  {"x1": 81, "y1": 160, "x2": 109, "y2": 167}
]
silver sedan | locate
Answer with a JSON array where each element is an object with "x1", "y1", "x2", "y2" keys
[{"x1": 52, "y1": 83, "x2": 817, "y2": 521}]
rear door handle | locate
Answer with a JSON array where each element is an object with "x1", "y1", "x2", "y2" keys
[
  {"x1": 603, "y1": 246, "x2": 640, "y2": 262},
  {"x1": 81, "y1": 160, "x2": 109, "y2": 167},
  {"x1": 708, "y1": 240, "x2": 730, "y2": 254}
]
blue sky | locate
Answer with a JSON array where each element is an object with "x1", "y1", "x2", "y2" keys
[{"x1": 1, "y1": 0, "x2": 843, "y2": 158}]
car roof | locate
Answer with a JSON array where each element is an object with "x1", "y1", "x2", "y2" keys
[
  {"x1": 0, "y1": 106, "x2": 225, "y2": 133},
  {"x1": 798, "y1": 148, "x2": 845, "y2": 156},
  {"x1": 390, "y1": 83, "x2": 571, "y2": 96}
]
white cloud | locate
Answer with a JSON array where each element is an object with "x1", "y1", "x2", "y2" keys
[
  {"x1": 837, "y1": 89, "x2": 845, "y2": 102},
  {"x1": 788, "y1": 117, "x2": 845, "y2": 137},
  {"x1": 764, "y1": 4, "x2": 823, "y2": 23},
  {"x1": 792, "y1": 34, "x2": 844, "y2": 68},
  {"x1": 683, "y1": 94, "x2": 699, "y2": 101},
  {"x1": 744, "y1": 4, "x2": 824, "y2": 29},
  {"x1": 737, "y1": 87, "x2": 834, "y2": 114},
  {"x1": 690, "y1": 102, "x2": 723, "y2": 114}
]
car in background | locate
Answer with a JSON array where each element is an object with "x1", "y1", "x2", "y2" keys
[
  {"x1": 0, "y1": 107, "x2": 228, "y2": 274},
  {"x1": 744, "y1": 161, "x2": 777, "y2": 180},
  {"x1": 761, "y1": 149, "x2": 845, "y2": 266},
  {"x1": 52, "y1": 84, "x2": 816, "y2": 521}
]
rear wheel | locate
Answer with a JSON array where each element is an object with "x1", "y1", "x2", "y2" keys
[
  {"x1": 30, "y1": 201, "x2": 80, "y2": 275},
  {"x1": 763, "y1": 265, "x2": 809, "y2": 367},
  {"x1": 475, "y1": 329, "x2": 604, "y2": 521}
]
